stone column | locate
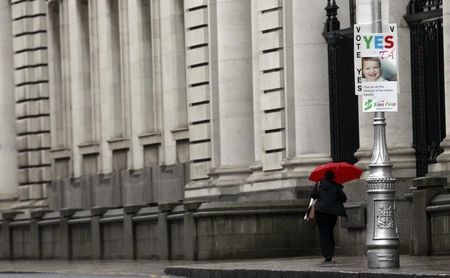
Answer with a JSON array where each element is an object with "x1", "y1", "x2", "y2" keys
[
  {"x1": 123, "y1": 205, "x2": 143, "y2": 259},
  {"x1": 90, "y1": 207, "x2": 109, "y2": 259},
  {"x1": 157, "y1": 203, "x2": 177, "y2": 259},
  {"x1": 208, "y1": 0, "x2": 253, "y2": 195},
  {"x1": 355, "y1": 0, "x2": 416, "y2": 178},
  {"x1": 183, "y1": 202, "x2": 201, "y2": 260},
  {"x1": 0, "y1": 1, "x2": 18, "y2": 205},
  {"x1": 0, "y1": 211, "x2": 22, "y2": 259},
  {"x1": 429, "y1": 0, "x2": 450, "y2": 174},
  {"x1": 58, "y1": 208, "x2": 80, "y2": 259},
  {"x1": 282, "y1": 0, "x2": 334, "y2": 178},
  {"x1": 152, "y1": 0, "x2": 188, "y2": 166},
  {"x1": 94, "y1": 0, "x2": 124, "y2": 174},
  {"x1": 30, "y1": 210, "x2": 49, "y2": 259},
  {"x1": 48, "y1": 0, "x2": 72, "y2": 181},
  {"x1": 119, "y1": 0, "x2": 153, "y2": 169},
  {"x1": 67, "y1": 0, "x2": 95, "y2": 177}
]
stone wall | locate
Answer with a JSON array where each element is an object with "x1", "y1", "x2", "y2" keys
[
  {"x1": 428, "y1": 194, "x2": 450, "y2": 255},
  {"x1": 12, "y1": 0, "x2": 50, "y2": 208},
  {"x1": 1, "y1": 179, "x2": 445, "y2": 261},
  {"x1": 0, "y1": 200, "x2": 320, "y2": 260},
  {"x1": 47, "y1": 164, "x2": 189, "y2": 210}
]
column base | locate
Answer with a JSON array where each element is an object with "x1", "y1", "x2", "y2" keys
[
  {"x1": 282, "y1": 154, "x2": 332, "y2": 178},
  {"x1": 184, "y1": 165, "x2": 252, "y2": 201},
  {"x1": 241, "y1": 154, "x2": 331, "y2": 201}
]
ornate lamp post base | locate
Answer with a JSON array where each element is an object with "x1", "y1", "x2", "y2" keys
[{"x1": 366, "y1": 176, "x2": 400, "y2": 268}]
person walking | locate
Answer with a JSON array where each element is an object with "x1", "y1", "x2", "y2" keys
[{"x1": 310, "y1": 170, "x2": 347, "y2": 262}]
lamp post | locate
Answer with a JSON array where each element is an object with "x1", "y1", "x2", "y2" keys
[{"x1": 365, "y1": 0, "x2": 400, "y2": 268}]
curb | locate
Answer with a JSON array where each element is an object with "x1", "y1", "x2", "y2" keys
[{"x1": 164, "y1": 267, "x2": 450, "y2": 278}]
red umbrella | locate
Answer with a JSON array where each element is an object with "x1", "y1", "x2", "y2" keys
[{"x1": 309, "y1": 162, "x2": 363, "y2": 184}]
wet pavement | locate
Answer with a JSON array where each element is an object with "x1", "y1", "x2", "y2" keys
[
  {"x1": 165, "y1": 255, "x2": 450, "y2": 277},
  {"x1": 0, "y1": 255, "x2": 449, "y2": 277},
  {"x1": 0, "y1": 274, "x2": 153, "y2": 278},
  {"x1": 0, "y1": 260, "x2": 186, "y2": 277}
]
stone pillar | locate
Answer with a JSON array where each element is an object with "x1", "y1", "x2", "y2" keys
[
  {"x1": 355, "y1": 0, "x2": 416, "y2": 178},
  {"x1": 157, "y1": 203, "x2": 177, "y2": 259},
  {"x1": 29, "y1": 210, "x2": 50, "y2": 259},
  {"x1": 92, "y1": 0, "x2": 123, "y2": 174},
  {"x1": 151, "y1": 0, "x2": 188, "y2": 166},
  {"x1": 0, "y1": 211, "x2": 22, "y2": 259},
  {"x1": 429, "y1": 0, "x2": 450, "y2": 174},
  {"x1": 208, "y1": 0, "x2": 253, "y2": 195},
  {"x1": 282, "y1": 0, "x2": 334, "y2": 178},
  {"x1": 67, "y1": 0, "x2": 95, "y2": 177},
  {"x1": 90, "y1": 207, "x2": 109, "y2": 259},
  {"x1": 0, "y1": 1, "x2": 17, "y2": 206},
  {"x1": 409, "y1": 177, "x2": 445, "y2": 255},
  {"x1": 183, "y1": 202, "x2": 201, "y2": 260},
  {"x1": 118, "y1": 0, "x2": 153, "y2": 170},
  {"x1": 123, "y1": 205, "x2": 143, "y2": 259},
  {"x1": 48, "y1": 0, "x2": 72, "y2": 180},
  {"x1": 59, "y1": 208, "x2": 80, "y2": 259}
]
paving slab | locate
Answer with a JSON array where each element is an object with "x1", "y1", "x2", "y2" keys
[
  {"x1": 0, "y1": 260, "x2": 188, "y2": 277},
  {"x1": 165, "y1": 255, "x2": 450, "y2": 278}
]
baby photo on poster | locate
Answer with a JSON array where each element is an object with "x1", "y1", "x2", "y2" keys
[{"x1": 354, "y1": 24, "x2": 399, "y2": 100}]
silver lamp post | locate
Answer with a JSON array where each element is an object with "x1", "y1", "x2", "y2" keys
[{"x1": 365, "y1": 0, "x2": 400, "y2": 268}]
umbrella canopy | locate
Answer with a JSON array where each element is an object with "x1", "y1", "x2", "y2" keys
[{"x1": 309, "y1": 162, "x2": 363, "y2": 184}]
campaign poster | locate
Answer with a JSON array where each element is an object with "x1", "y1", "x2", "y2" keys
[
  {"x1": 354, "y1": 24, "x2": 399, "y2": 112},
  {"x1": 362, "y1": 91, "x2": 398, "y2": 112}
]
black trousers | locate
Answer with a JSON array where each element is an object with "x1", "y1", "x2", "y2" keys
[{"x1": 316, "y1": 211, "x2": 338, "y2": 258}]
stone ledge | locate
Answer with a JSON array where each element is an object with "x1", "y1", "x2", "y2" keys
[
  {"x1": 171, "y1": 127, "x2": 189, "y2": 141},
  {"x1": 107, "y1": 138, "x2": 130, "y2": 151},
  {"x1": 78, "y1": 142, "x2": 100, "y2": 155},
  {"x1": 138, "y1": 132, "x2": 162, "y2": 146},
  {"x1": 412, "y1": 177, "x2": 447, "y2": 189},
  {"x1": 50, "y1": 147, "x2": 71, "y2": 159},
  {"x1": 430, "y1": 193, "x2": 450, "y2": 206}
]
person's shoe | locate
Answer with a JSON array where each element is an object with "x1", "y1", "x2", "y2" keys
[{"x1": 324, "y1": 257, "x2": 332, "y2": 262}]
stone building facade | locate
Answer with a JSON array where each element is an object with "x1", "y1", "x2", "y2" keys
[{"x1": 0, "y1": 0, "x2": 447, "y2": 260}]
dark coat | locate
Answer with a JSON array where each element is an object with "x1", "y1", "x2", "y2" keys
[{"x1": 310, "y1": 179, "x2": 347, "y2": 217}]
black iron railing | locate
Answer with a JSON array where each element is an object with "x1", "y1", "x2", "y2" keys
[
  {"x1": 405, "y1": 0, "x2": 444, "y2": 176},
  {"x1": 323, "y1": 0, "x2": 359, "y2": 164}
]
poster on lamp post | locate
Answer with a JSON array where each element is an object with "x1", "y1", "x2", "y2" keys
[{"x1": 354, "y1": 24, "x2": 399, "y2": 112}]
